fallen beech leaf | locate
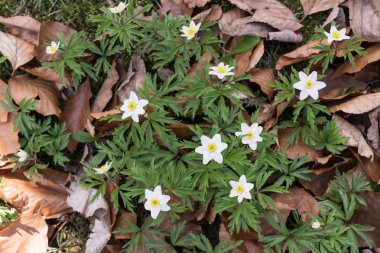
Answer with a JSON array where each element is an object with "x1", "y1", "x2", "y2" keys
[
  {"x1": 91, "y1": 61, "x2": 119, "y2": 113},
  {"x1": 347, "y1": 0, "x2": 380, "y2": 42},
  {"x1": 166, "y1": 123, "x2": 212, "y2": 138},
  {"x1": 220, "y1": 16, "x2": 274, "y2": 37},
  {"x1": 278, "y1": 128, "x2": 323, "y2": 161},
  {"x1": 247, "y1": 40, "x2": 265, "y2": 71},
  {"x1": 355, "y1": 62, "x2": 380, "y2": 82},
  {"x1": 67, "y1": 181, "x2": 111, "y2": 253},
  {"x1": 192, "y1": 5, "x2": 222, "y2": 22},
  {"x1": 271, "y1": 187, "x2": 320, "y2": 221},
  {"x1": 300, "y1": 0, "x2": 345, "y2": 16},
  {"x1": 0, "y1": 79, "x2": 9, "y2": 123},
  {"x1": 322, "y1": 7, "x2": 346, "y2": 28},
  {"x1": 0, "y1": 113, "x2": 20, "y2": 156},
  {"x1": 91, "y1": 109, "x2": 120, "y2": 120},
  {"x1": 0, "y1": 213, "x2": 48, "y2": 253},
  {"x1": 21, "y1": 65, "x2": 73, "y2": 86},
  {"x1": 268, "y1": 30, "x2": 303, "y2": 43},
  {"x1": 9, "y1": 75, "x2": 61, "y2": 117},
  {"x1": 0, "y1": 31, "x2": 35, "y2": 71},
  {"x1": 184, "y1": 0, "x2": 211, "y2": 8},
  {"x1": 332, "y1": 43, "x2": 380, "y2": 78},
  {"x1": 60, "y1": 80, "x2": 92, "y2": 152},
  {"x1": 333, "y1": 115, "x2": 374, "y2": 159},
  {"x1": 113, "y1": 210, "x2": 137, "y2": 240},
  {"x1": 350, "y1": 191, "x2": 380, "y2": 247},
  {"x1": 0, "y1": 168, "x2": 72, "y2": 218},
  {"x1": 249, "y1": 68, "x2": 275, "y2": 99},
  {"x1": 355, "y1": 154, "x2": 380, "y2": 183},
  {"x1": 275, "y1": 39, "x2": 329, "y2": 70},
  {"x1": 36, "y1": 21, "x2": 75, "y2": 62},
  {"x1": 257, "y1": 104, "x2": 276, "y2": 124},
  {"x1": 159, "y1": 0, "x2": 193, "y2": 17},
  {"x1": 329, "y1": 93, "x2": 380, "y2": 114},
  {"x1": 218, "y1": 8, "x2": 247, "y2": 42},
  {"x1": 251, "y1": 7, "x2": 302, "y2": 32},
  {"x1": 115, "y1": 55, "x2": 146, "y2": 104},
  {"x1": 367, "y1": 108, "x2": 380, "y2": 154},
  {"x1": 0, "y1": 16, "x2": 41, "y2": 46}
]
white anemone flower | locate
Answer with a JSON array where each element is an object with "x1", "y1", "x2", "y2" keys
[
  {"x1": 229, "y1": 175, "x2": 254, "y2": 203},
  {"x1": 209, "y1": 62, "x2": 234, "y2": 80},
  {"x1": 109, "y1": 2, "x2": 128, "y2": 13},
  {"x1": 46, "y1": 41, "x2": 60, "y2": 55},
  {"x1": 181, "y1": 20, "x2": 201, "y2": 40},
  {"x1": 324, "y1": 25, "x2": 350, "y2": 43},
  {"x1": 311, "y1": 220, "x2": 321, "y2": 229},
  {"x1": 235, "y1": 123, "x2": 263, "y2": 150},
  {"x1": 293, "y1": 71, "x2": 326, "y2": 100},
  {"x1": 195, "y1": 134, "x2": 228, "y2": 165},
  {"x1": 16, "y1": 149, "x2": 28, "y2": 162},
  {"x1": 94, "y1": 161, "x2": 112, "y2": 175},
  {"x1": 120, "y1": 91, "x2": 149, "y2": 123},
  {"x1": 144, "y1": 185, "x2": 171, "y2": 219}
]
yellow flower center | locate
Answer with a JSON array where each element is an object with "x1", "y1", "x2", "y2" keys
[
  {"x1": 207, "y1": 143, "x2": 217, "y2": 153},
  {"x1": 246, "y1": 130, "x2": 254, "y2": 139},
  {"x1": 186, "y1": 27, "x2": 196, "y2": 36},
  {"x1": 150, "y1": 198, "x2": 160, "y2": 208},
  {"x1": 98, "y1": 165, "x2": 108, "y2": 173},
  {"x1": 236, "y1": 185, "x2": 245, "y2": 194},
  {"x1": 305, "y1": 80, "x2": 314, "y2": 89},
  {"x1": 332, "y1": 30, "x2": 341, "y2": 39},
  {"x1": 127, "y1": 101, "x2": 137, "y2": 111},
  {"x1": 217, "y1": 65, "x2": 227, "y2": 74}
]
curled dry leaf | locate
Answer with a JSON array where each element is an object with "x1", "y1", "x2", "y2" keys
[
  {"x1": 218, "y1": 8, "x2": 247, "y2": 41},
  {"x1": 250, "y1": 7, "x2": 302, "y2": 32},
  {"x1": 300, "y1": 0, "x2": 345, "y2": 16},
  {"x1": 249, "y1": 68, "x2": 275, "y2": 99},
  {"x1": 0, "y1": 31, "x2": 35, "y2": 71},
  {"x1": 0, "y1": 16, "x2": 41, "y2": 46},
  {"x1": 276, "y1": 39, "x2": 329, "y2": 70},
  {"x1": 0, "y1": 79, "x2": 9, "y2": 123},
  {"x1": 0, "y1": 113, "x2": 20, "y2": 156},
  {"x1": 332, "y1": 43, "x2": 380, "y2": 78},
  {"x1": 270, "y1": 187, "x2": 320, "y2": 221},
  {"x1": 184, "y1": 0, "x2": 211, "y2": 8},
  {"x1": 347, "y1": 0, "x2": 380, "y2": 42},
  {"x1": 91, "y1": 61, "x2": 119, "y2": 113},
  {"x1": 113, "y1": 210, "x2": 137, "y2": 240},
  {"x1": 0, "y1": 213, "x2": 48, "y2": 253},
  {"x1": 268, "y1": 30, "x2": 303, "y2": 43},
  {"x1": 91, "y1": 109, "x2": 120, "y2": 120},
  {"x1": 192, "y1": 5, "x2": 222, "y2": 22},
  {"x1": 278, "y1": 128, "x2": 323, "y2": 162},
  {"x1": 355, "y1": 154, "x2": 380, "y2": 183},
  {"x1": 322, "y1": 7, "x2": 346, "y2": 28},
  {"x1": 367, "y1": 108, "x2": 380, "y2": 155},
  {"x1": 36, "y1": 21, "x2": 75, "y2": 62},
  {"x1": 350, "y1": 191, "x2": 380, "y2": 247},
  {"x1": 60, "y1": 80, "x2": 92, "y2": 152},
  {"x1": 234, "y1": 39, "x2": 264, "y2": 75},
  {"x1": 159, "y1": 0, "x2": 193, "y2": 17},
  {"x1": 115, "y1": 55, "x2": 146, "y2": 105},
  {"x1": 329, "y1": 92, "x2": 380, "y2": 114},
  {"x1": 67, "y1": 180, "x2": 111, "y2": 253},
  {"x1": 21, "y1": 65, "x2": 73, "y2": 86},
  {"x1": 220, "y1": 16, "x2": 274, "y2": 37},
  {"x1": 333, "y1": 115, "x2": 374, "y2": 160},
  {"x1": 9, "y1": 75, "x2": 61, "y2": 117},
  {"x1": 0, "y1": 168, "x2": 72, "y2": 218}
]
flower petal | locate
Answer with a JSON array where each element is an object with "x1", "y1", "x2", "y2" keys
[{"x1": 213, "y1": 153, "x2": 223, "y2": 164}]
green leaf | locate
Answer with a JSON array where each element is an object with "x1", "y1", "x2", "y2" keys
[
  {"x1": 73, "y1": 131, "x2": 98, "y2": 143},
  {"x1": 230, "y1": 36, "x2": 260, "y2": 55}
]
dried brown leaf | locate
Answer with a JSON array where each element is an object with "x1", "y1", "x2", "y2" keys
[
  {"x1": 113, "y1": 210, "x2": 137, "y2": 240},
  {"x1": 329, "y1": 93, "x2": 380, "y2": 114},
  {"x1": 0, "y1": 16, "x2": 41, "y2": 46},
  {"x1": 278, "y1": 128, "x2": 323, "y2": 161},
  {"x1": 0, "y1": 213, "x2": 48, "y2": 253},
  {"x1": 21, "y1": 65, "x2": 73, "y2": 86},
  {"x1": 271, "y1": 187, "x2": 320, "y2": 221},
  {"x1": 0, "y1": 168, "x2": 72, "y2": 218},
  {"x1": 60, "y1": 80, "x2": 92, "y2": 152},
  {"x1": 276, "y1": 39, "x2": 329, "y2": 70},
  {"x1": 367, "y1": 108, "x2": 380, "y2": 154},
  {"x1": 159, "y1": 0, "x2": 193, "y2": 17},
  {"x1": 333, "y1": 43, "x2": 380, "y2": 78},
  {"x1": 219, "y1": 16, "x2": 274, "y2": 37},
  {"x1": 192, "y1": 5, "x2": 222, "y2": 22},
  {"x1": 0, "y1": 31, "x2": 35, "y2": 71},
  {"x1": 0, "y1": 113, "x2": 20, "y2": 156},
  {"x1": 0, "y1": 79, "x2": 9, "y2": 123},
  {"x1": 268, "y1": 30, "x2": 303, "y2": 43},
  {"x1": 91, "y1": 61, "x2": 119, "y2": 113},
  {"x1": 115, "y1": 55, "x2": 146, "y2": 104},
  {"x1": 36, "y1": 21, "x2": 75, "y2": 62},
  {"x1": 9, "y1": 75, "x2": 61, "y2": 117},
  {"x1": 300, "y1": 0, "x2": 345, "y2": 16},
  {"x1": 251, "y1": 7, "x2": 302, "y2": 32},
  {"x1": 347, "y1": 0, "x2": 380, "y2": 42},
  {"x1": 249, "y1": 68, "x2": 275, "y2": 99},
  {"x1": 184, "y1": 0, "x2": 211, "y2": 8}
]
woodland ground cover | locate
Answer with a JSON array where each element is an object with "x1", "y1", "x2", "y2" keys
[{"x1": 0, "y1": 0, "x2": 379, "y2": 253}]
